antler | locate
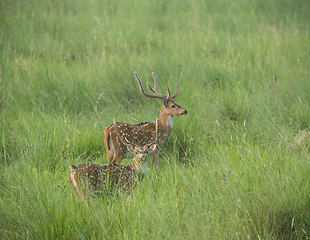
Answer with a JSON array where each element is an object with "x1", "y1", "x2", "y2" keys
[
  {"x1": 151, "y1": 72, "x2": 158, "y2": 92},
  {"x1": 134, "y1": 72, "x2": 179, "y2": 99},
  {"x1": 171, "y1": 84, "x2": 179, "y2": 99},
  {"x1": 135, "y1": 72, "x2": 165, "y2": 99}
]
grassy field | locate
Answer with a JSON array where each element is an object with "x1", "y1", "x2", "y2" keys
[{"x1": 1, "y1": 0, "x2": 310, "y2": 239}]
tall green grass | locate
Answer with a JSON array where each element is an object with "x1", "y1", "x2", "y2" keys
[{"x1": 1, "y1": 0, "x2": 310, "y2": 239}]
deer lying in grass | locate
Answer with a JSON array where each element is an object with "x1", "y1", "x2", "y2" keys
[
  {"x1": 103, "y1": 72, "x2": 187, "y2": 170},
  {"x1": 69, "y1": 119, "x2": 158, "y2": 198}
]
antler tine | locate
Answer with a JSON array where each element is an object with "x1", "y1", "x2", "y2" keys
[
  {"x1": 134, "y1": 72, "x2": 166, "y2": 99},
  {"x1": 148, "y1": 118, "x2": 159, "y2": 146},
  {"x1": 165, "y1": 84, "x2": 171, "y2": 99},
  {"x1": 171, "y1": 84, "x2": 179, "y2": 99},
  {"x1": 134, "y1": 72, "x2": 153, "y2": 98},
  {"x1": 113, "y1": 118, "x2": 132, "y2": 146},
  {"x1": 147, "y1": 82, "x2": 167, "y2": 99},
  {"x1": 151, "y1": 72, "x2": 158, "y2": 92}
]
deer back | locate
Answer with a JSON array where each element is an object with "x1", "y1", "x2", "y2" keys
[
  {"x1": 69, "y1": 163, "x2": 137, "y2": 197},
  {"x1": 108, "y1": 121, "x2": 162, "y2": 147}
]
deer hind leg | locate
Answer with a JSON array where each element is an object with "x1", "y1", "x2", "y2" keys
[
  {"x1": 111, "y1": 149, "x2": 125, "y2": 164},
  {"x1": 110, "y1": 137, "x2": 125, "y2": 164},
  {"x1": 104, "y1": 130, "x2": 115, "y2": 164},
  {"x1": 106, "y1": 138, "x2": 115, "y2": 163},
  {"x1": 69, "y1": 173, "x2": 86, "y2": 199},
  {"x1": 69, "y1": 164, "x2": 80, "y2": 196},
  {"x1": 76, "y1": 185, "x2": 86, "y2": 199}
]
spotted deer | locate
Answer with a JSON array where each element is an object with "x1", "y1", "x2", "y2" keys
[
  {"x1": 69, "y1": 119, "x2": 158, "y2": 198},
  {"x1": 103, "y1": 72, "x2": 188, "y2": 170}
]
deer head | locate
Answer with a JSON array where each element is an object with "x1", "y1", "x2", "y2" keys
[
  {"x1": 134, "y1": 72, "x2": 188, "y2": 119},
  {"x1": 112, "y1": 118, "x2": 158, "y2": 174}
]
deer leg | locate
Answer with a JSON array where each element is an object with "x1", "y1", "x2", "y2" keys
[
  {"x1": 104, "y1": 131, "x2": 114, "y2": 164},
  {"x1": 108, "y1": 135, "x2": 124, "y2": 164},
  {"x1": 110, "y1": 142, "x2": 125, "y2": 164},
  {"x1": 111, "y1": 155, "x2": 124, "y2": 164},
  {"x1": 106, "y1": 148, "x2": 114, "y2": 164}
]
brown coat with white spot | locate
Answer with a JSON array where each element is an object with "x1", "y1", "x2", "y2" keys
[
  {"x1": 103, "y1": 72, "x2": 187, "y2": 170},
  {"x1": 69, "y1": 163, "x2": 137, "y2": 197}
]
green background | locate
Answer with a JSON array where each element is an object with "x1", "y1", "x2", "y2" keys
[{"x1": 1, "y1": 0, "x2": 310, "y2": 238}]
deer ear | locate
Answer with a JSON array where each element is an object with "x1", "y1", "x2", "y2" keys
[
  {"x1": 126, "y1": 145, "x2": 135, "y2": 154},
  {"x1": 149, "y1": 144, "x2": 157, "y2": 153},
  {"x1": 163, "y1": 98, "x2": 168, "y2": 107}
]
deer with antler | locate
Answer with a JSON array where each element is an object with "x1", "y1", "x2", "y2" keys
[
  {"x1": 103, "y1": 72, "x2": 188, "y2": 170},
  {"x1": 69, "y1": 119, "x2": 158, "y2": 198}
]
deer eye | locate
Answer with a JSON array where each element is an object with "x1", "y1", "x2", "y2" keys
[{"x1": 171, "y1": 105, "x2": 176, "y2": 108}]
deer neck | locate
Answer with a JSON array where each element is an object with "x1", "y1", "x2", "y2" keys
[{"x1": 158, "y1": 106, "x2": 173, "y2": 136}]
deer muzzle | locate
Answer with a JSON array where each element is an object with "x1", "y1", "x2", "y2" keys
[{"x1": 181, "y1": 110, "x2": 188, "y2": 116}]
